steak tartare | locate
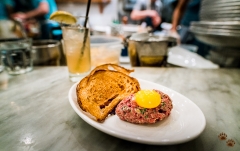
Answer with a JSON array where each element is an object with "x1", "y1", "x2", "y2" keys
[{"x1": 116, "y1": 90, "x2": 173, "y2": 124}]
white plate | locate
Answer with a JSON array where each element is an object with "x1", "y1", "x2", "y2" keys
[
  {"x1": 68, "y1": 79, "x2": 206, "y2": 145},
  {"x1": 167, "y1": 46, "x2": 219, "y2": 69}
]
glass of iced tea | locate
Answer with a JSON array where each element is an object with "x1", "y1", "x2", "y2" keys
[{"x1": 61, "y1": 16, "x2": 91, "y2": 82}]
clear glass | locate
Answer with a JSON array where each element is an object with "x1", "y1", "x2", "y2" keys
[
  {"x1": 61, "y1": 16, "x2": 91, "y2": 82},
  {"x1": 0, "y1": 38, "x2": 33, "y2": 75}
]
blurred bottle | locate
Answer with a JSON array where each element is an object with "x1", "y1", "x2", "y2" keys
[{"x1": 111, "y1": 19, "x2": 123, "y2": 36}]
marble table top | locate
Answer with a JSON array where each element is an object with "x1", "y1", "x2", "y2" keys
[{"x1": 0, "y1": 66, "x2": 239, "y2": 151}]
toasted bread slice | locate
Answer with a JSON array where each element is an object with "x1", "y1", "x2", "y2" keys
[
  {"x1": 76, "y1": 64, "x2": 140, "y2": 122},
  {"x1": 89, "y1": 63, "x2": 134, "y2": 76}
]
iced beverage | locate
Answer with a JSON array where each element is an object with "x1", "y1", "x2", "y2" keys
[{"x1": 62, "y1": 25, "x2": 91, "y2": 82}]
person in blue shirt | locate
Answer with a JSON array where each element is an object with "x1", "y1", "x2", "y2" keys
[
  {"x1": 9, "y1": 0, "x2": 57, "y2": 21},
  {"x1": 0, "y1": 0, "x2": 14, "y2": 20},
  {"x1": 171, "y1": 0, "x2": 211, "y2": 57},
  {"x1": 7, "y1": 0, "x2": 59, "y2": 39}
]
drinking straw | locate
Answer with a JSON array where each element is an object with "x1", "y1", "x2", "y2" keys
[
  {"x1": 81, "y1": 0, "x2": 92, "y2": 56},
  {"x1": 84, "y1": 0, "x2": 91, "y2": 27}
]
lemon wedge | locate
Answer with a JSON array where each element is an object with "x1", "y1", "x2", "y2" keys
[{"x1": 50, "y1": 11, "x2": 77, "y2": 24}]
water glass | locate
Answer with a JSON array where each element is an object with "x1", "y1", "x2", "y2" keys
[{"x1": 0, "y1": 38, "x2": 33, "y2": 75}]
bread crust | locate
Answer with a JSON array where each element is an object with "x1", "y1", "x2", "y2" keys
[{"x1": 76, "y1": 64, "x2": 140, "y2": 122}]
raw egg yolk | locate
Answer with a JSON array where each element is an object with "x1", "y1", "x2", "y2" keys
[{"x1": 135, "y1": 90, "x2": 161, "y2": 108}]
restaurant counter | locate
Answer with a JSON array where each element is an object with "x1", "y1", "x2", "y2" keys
[{"x1": 0, "y1": 66, "x2": 239, "y2": 151}]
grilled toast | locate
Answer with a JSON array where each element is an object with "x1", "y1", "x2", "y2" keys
[{"x1": 76, "y1": 64, "x2": 140, "y2": 122}]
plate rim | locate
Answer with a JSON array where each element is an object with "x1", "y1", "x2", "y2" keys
[{"x1": 68, "y1": 78, "x2": 206, "y2": 145}]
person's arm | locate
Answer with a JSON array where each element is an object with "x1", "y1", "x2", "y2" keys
[
  {"x1": 12, "y1": 2, "x2": 49, "y2": 20},
  {"x1": 130, "y1": 0, "x2": 161, "y2": 28},
  {"x1": 131, "y1": 9, "x2": 161, "y2": 28},
  {"x1": 130, "y1": 0, "x2": 159, "y2": 21},
  {"x1": 131, "y1": 9, "x2": 158, "y2": 21},
  {"x1": 131, "y1": 0, "x2": 154, "y2": 20},
  {"x1": 171, "y1": 0, "x2": 189, "y2": 32},
  {"x1": 25, "y1": 2, "x2": 49, "y2": 19}
]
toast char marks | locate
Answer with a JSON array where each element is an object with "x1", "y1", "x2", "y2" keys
[{"x1": 76, "y1": 64, "x2": 140, "y2": 122}]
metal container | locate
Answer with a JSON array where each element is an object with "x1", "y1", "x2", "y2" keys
[
  {"x1": 200, "y1": 0, "x2": 240, "y2": 21},
  {"x1": 191, "y1": 21, "x2": 240, "y2": 30},
  {"x1": 32, "y1": 40, "x2": 61, "y2": 66},
  {"x1": 127, "y1": 33, "x2": 176, "y2": 67},
  {"x1": 0, "y1": 20, "x2": 25, "y2": 39},
  {"x1": 208, "y1": 48, "x2": 240, "y2": 68},
  {"x1": 190, "y1": 29, "x2": 240, "y2": 47}
]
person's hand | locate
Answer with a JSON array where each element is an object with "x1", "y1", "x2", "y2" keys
[
  {"x1": 12, "y1": 12, "x2": 28, "y2": 21},
  {"x1": 148, "y1": 10, "x2": 161, "y2": 28},
  {"x1": 152, "y1": 15, "x2": 161, "y2": 28},
  {"x1": 170, "y1": 29, "x2": 181, "y2": 45}
]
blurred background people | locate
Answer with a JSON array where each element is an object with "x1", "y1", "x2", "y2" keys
[
  {"x1": 7, "y1": 0, "x2": 59, "y2": 39},
  {"x1": 171, "y1": 0, "x2": 211, "y2": 57},
  {"x1": 0, "y1": 0, "x2": 19, "y2": 39},
  {"x1": 161, "y1": 0, "x2": 177, "y2": 23},
  {"x1": 130, "y1": 0, "x2": 163, "y2": 30},
  {"x1": 0, "y1": 0, "x2": 13, "y2": 20},
  {"x1": 9, "y1": 0, "x2": 55, "y2": 21},
  {"x1": 118, "y1": 0, "x2": 138, "y2": 25}
]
